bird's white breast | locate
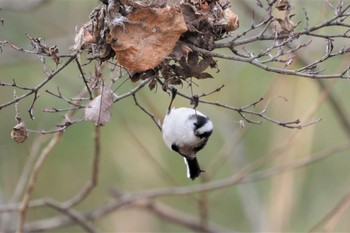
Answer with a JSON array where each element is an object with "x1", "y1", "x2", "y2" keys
[{"x1": 162, "y1": 107, "x2": 206, "y2": 149}]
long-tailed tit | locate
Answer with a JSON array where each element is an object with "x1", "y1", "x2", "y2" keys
[{"x1": 162, "y1": 89, "x2": 213, "y2": 180}]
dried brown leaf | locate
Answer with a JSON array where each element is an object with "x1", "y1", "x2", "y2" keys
[
  {"x1": 180, "y1": 3, "x2": 202, "y2": 32},
  {"x1": 276, "y1": 0, "x2": 291, "y2": 11},
  {"x1": 196, "y1": 72, "x2": 214, "y2": 79},
  {"x1": 277, "y1": 13, "x2": 300, "y2": 34},
  {"x1": 148, "y1": 78, "x2": 157, "y2": 91},
  {"x1": 223, "y1": 8, "x2": 239, "y2": 32},
  {"x1": 172, "y1": 42, "x2": 193, "y2": 61},
  {"x1": 83, "y1": 27, "x2": 95, "y2": 44},
  {"x1": 178, "y1": 53, "x2": 215, "y2": 80},
  {"x1": 48, "y1": 45, "x2": 60, "y2": 65},
  {"x1": 109, "y1": 7, "x2": 187, "y2": 73}
]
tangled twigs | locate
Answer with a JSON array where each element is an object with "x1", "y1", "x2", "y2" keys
[
  {"x1": 15, "y1": 85, "x2": 91, "y2": 232},
  {"x1": 0, "y1": 52, "x2": 77, "y2": 116},
  {"x1": 164, "y1": 82, "x2": 320, "y2": 129},
  {"x1": 2, "y1": 0, "x2": 350, "y2": 231},
  {"x1": 1, "y1": 0, "x2": 349, "y2": 132},
  {"x1": 212, "y1": 1, "x2": 350, "y2": 79}
]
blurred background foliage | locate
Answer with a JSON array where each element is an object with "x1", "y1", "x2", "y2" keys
[{"x1": 1, "y1": 0, "x2": 350, "y2": 232}]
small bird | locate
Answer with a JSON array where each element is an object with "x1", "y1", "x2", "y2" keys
[{"x1": 162, "y1": 89, "x2": 213, "y2": 180}]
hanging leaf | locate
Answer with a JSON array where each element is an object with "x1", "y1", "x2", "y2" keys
[
  {"x1": 85, "y1": 88, "x2": 113, "y2": 126},
  {"x1": 277, "y1": 13, "x2": 300, "y2": 34}
]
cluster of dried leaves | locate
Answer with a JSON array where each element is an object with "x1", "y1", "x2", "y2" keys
[
  {"x1": 73, "y1": 0, "x2": 239, "y2": 88},
  {"x1": 71, "y1": 0, "x2": 240, "y2": 126}
]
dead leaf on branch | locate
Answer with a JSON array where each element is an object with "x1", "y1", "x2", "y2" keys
[
  {"x1": 74, "y1": 1, "x2": 239, "y2": 85},
  {"x1": 223, "y1": 8, "x2": 239, "y2": 32},
  {"x1": 277, "y1": 13, "x2": 300, "y2": 34},
  {"x1": 85, "y1": 87, "x2": 113, "y2": 126},
  {"x1": 274, "y1": 0, "x2": 300, "y2": 34},
  {"x1": 276, "y1": 0, "x2": 291, "y2": 11},
  {"x1": 48, "y1": 45, "x2": 60, "y2": 65},
  {"x1": 26, "y1": 34, "x2": 60, "y2": 65},
  {"x1": 109, "y1": 7, "x2": 188, "y2": 73},
  {"x1": 172, "y1": 42, "x2": 193, "y2": 62},
  {"x1": 178, "y1": 53, "x2": 216, "y2": 80}
]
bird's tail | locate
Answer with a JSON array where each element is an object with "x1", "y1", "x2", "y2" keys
[{"x1": 183, "y1": 157, "x2": 204, "y2": 180}]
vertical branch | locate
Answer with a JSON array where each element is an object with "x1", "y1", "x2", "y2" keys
[
  {"x1": 198, "y1": 176, "x2": 209, "y2": 229},
  {"x1": 0, "y1": 135, "x2": 46, "y2": 232},
  {"x1": 62, "y1": 126, "x2": 101, "y2": 208},
  {"x1": 16, "y1": 131, "x2": 64, "y2": 233}
]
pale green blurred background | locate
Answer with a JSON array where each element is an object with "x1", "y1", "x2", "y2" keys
[{"x1": 1, "y1": 0, "x2": 350, "y2": 232}]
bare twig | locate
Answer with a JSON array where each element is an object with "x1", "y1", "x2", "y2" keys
[
  {"x1": 62, "y1": 126, "x2": 101, "y2": 208},
  {"x1": 113, "y1": 78, "x2": 152, "y2": 102},
  {"x1": 75, "y1": 58, "x2": 93, "y2": 100},
  {"x1": 138, "y1": 201, "x2": 231, "y2": 233},
  {"x1": 132, "y1": 94, "x2": 162, "y2": 131},
  {"x1": 15, "y1": 85, "x2": 89, "y2": 232},
  {"x1": 2, "y1": 136, "x2": 348, "y2": 232},
  {"x1": 0, "y1": 135, "x2": 47, "y2": 231},
  {"x1": 244, "y1": 141, "x2": 350, "y2": 183},
  {"x1": 0, "y1": 53, "x2": 77, "y2": 112},
  {"x1": 120, "y1": 116, "x2": 178, "y2": 186},
  {"x1": 16, "y1": 128, "x2": 64, "y2": 233},
  {"x1": 44, "y1": 199, "x2": 99, "y2": 233}
]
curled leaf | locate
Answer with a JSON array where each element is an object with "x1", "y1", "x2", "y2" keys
[
  {"x1": 11, "y1": 122, "x2": 28, "y2": 143},
  {"x1": 223, "y1": 8, "x2": 239, "y2": 32},
  {"x1": 71, "y1": 23, "x2": 94, "y2": 51},
  {"x1": 85, "y1": 88, "x2": 113, "y2": 126},
  {"x1": 172, "y1": 42, "x2": 192, "y2": 61},
  {"x1": 276, "y1": 0, "x2": 291, "y2": 11},
  {"x1": 277, "y1": 13, "x2": 300, "y2": 34},
  {"x1": 48, "y1": 45, "x2": 60, "y2": 65}
]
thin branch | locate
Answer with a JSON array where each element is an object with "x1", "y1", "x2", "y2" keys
[
  {"x1": 189, "y1": 44, "x2": 350, "y2": 79},
  {"x1": 75, "y1": 58, "x2": 93, "y2": 100},
  {"x1": 243, "y1": 141, "x2": 350, "y2": 183},
  {"x1": 44, "y1": 199, "x2": 99, "y2": 233},
  {"x1": 2, "y1": 137, "x2": 348, "y2": 232},
  {"x1": 197, "y1": 84, "x2": 225, "y2": 98},
  {"x1": 138, "y1": 201, "x2": 232, "y2": 233},
  {"x1": 15, "y1": 85, "x2": 88, "y2": 232},
  {"x1": 132, "y1": 93, "x2": 162, "y2": 131},
  {"x1": 113, "y1": 78, "x2": 152, "y2": 102},
  {"x1": 27, "y1": 118, "x2": 84, "y2": 135},
  {"x1": 0, "y1": 53, "x2": 77, "y2": 112},
  {"x1": 120, "y1": 116, "x2": 178, "y2": 186},
  {"x1": 16, "y1": 128, "x2": 64, "y2": 233},
  {"x1": 45, "y1": 88, "x2": 85, "y2": 107},
  {"x1": 61, "y1": 126, "x2": 101, "y2": 208}
]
